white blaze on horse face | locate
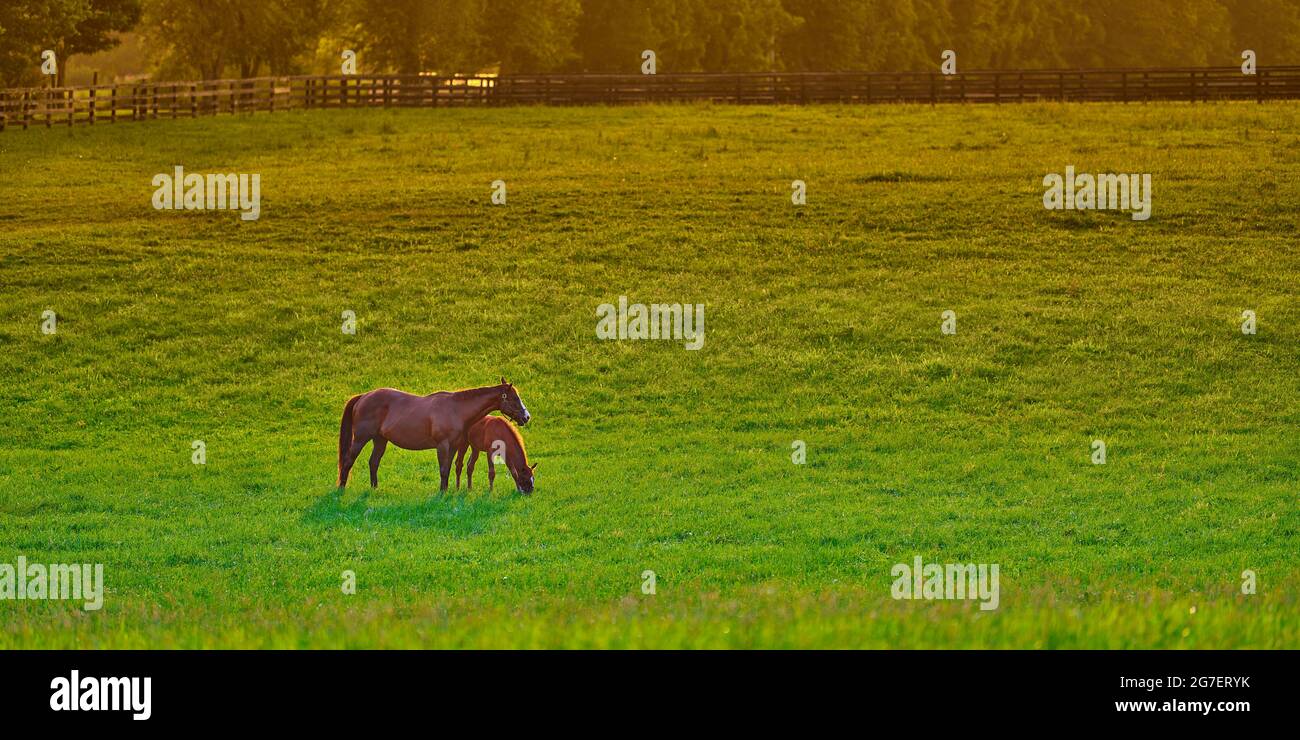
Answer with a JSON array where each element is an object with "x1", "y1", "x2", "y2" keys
[{"x1": 519, "y1": 399, "x2": 530, "y2": 424}]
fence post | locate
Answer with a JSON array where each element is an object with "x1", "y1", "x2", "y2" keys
[{"x1": 1257, "y1": 69, "x2": 1264, "y2": 103}]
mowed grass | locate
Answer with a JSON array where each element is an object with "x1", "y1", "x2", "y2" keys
[{"x1": 0, "y1": 101, "x2": 1297, "y2": 648}]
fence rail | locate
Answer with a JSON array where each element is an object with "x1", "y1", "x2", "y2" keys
[{"x1": 4, "y1": 66, "x2": 1300, "y2": 132}]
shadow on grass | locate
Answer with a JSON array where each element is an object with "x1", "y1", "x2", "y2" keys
[{"x1": 303, "y1": 487, "x2": 517, "y2": 535}]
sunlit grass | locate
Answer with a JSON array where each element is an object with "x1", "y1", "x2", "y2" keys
[{"x1": 0, "y1": 102, "x2": 1297, "y2": 648}]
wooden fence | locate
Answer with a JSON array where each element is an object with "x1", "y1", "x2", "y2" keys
[{"x1": 3, "y1": 66, "x2": 1300, "y2": 131}]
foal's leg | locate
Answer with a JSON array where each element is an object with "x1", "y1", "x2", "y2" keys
[
  {"x1": 466, "y1": 449, "x2": 479, "y2": 491},
  {"x1": 487, "y1": 458, "x2": 496, "y2": 492},
  {"x1": 369, "y1": 437, "x2": 388, "y2": 488}
]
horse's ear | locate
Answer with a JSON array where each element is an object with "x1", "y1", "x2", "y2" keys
[
  {"x1": 499, "y1": 375, "x2": 506, "y2": 385},
  {"x1": 530, "y1": 462, "x2": 538, "y2": 471}
]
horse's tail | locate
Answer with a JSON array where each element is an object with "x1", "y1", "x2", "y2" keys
[{"x1": 337, "y1": 394, "x2": 362, "y2": 487}]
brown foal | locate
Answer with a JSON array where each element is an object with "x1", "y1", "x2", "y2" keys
[
  {"x1": 454, "y1": 416, "x2": 538, "y2": 494},
  {"x1": 337, "y1": 378, "x2": 530, "y2": 492}
]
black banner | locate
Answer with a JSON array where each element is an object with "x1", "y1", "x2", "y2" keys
[{"x1": 0, "y1": 649, "x2": 1285, "y2": 728}]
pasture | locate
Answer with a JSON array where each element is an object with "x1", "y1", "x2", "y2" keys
[{"x1": 0, "y1": 101, "x2": 1297, "y2": 647}]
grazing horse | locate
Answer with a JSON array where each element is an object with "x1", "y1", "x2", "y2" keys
[
  {"x1": 337, "y1": 378, "x2": 530, "y2": 492},
  {"x1": 454, "y1": 416, "x2": 538, "y2": 494}
]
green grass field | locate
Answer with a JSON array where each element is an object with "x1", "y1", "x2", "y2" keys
[{"x1": 1, "y1": 101, "x2": 1297, "y2": 648}]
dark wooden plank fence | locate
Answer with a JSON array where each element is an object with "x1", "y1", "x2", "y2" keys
[{"x1": 3, "y1": 67, "x2": 1299, "y2": 132}]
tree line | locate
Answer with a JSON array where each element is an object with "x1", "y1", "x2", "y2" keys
[{"x1": 2, "y1": 0, "x2": 1297, "y2": 87}]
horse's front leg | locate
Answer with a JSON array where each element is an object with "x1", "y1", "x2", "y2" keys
[{"x1": 436, "y1": 440, "x2": 453, "y2": 493}]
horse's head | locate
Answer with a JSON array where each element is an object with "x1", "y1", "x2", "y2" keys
[
  {"x1": 513, "y1": 462, "x2": 538, "y2": 495},
  {"x1": 497, "y1": 377, "x2": 530, "y2": 426}
]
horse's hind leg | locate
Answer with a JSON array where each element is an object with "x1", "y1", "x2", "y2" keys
[
  {"x1": 339, "y1": 412, "x2": 380, "y2": 488},
  {"x1": 369, "y1": 437, "x2": 388, "y2": 488},
  {"x1": 339, "y1": 436, "x2": 369, "y2": 488}
]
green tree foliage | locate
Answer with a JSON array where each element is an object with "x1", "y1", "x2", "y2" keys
[
  {"x1": 5, "y1": 0, "x2": 1300, "y2": 84},
  {"x1": 141, "y1": 0, "x2": 339, "y2": 79},
  {"x1": 1223, "y1": 0, "x2": 1300, "y2": 64},
  {"x1": 343, "y1": 0, "x2": 487, "y2": 75},
  {"x1": 1, "y1": 0, "x2": 139, "y2": 86},
  {"x1": 781, "y1": 0, "x2": 931, "y2": 71},
  {"x1": 573, "y1": 0, "x2": 798, "y2": 72},
  {"x1": 483, "y1": 0, "x2": 581, "y2": 73}
]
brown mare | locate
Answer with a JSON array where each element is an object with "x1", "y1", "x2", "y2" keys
[
  {"x1": 337, "y1": 378, "x2": 530, "y2": 492},
  {"x1": 454, "y1": 416, "x2": 538, "y2": 494}
]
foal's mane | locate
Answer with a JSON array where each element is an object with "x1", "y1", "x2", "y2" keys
[{"x1": 495, "y1": 416, "x2": 527, "y2": 461}]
